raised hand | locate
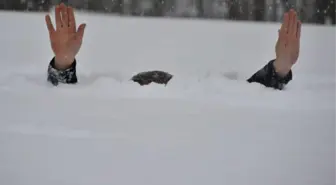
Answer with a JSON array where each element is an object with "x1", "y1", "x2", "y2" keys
[
  {"x1": 274, "y1": 9, "x2": 302, "y2": 76},
  {"x1": 45, "y1": 3, "x2": 86, "y2": 69}
]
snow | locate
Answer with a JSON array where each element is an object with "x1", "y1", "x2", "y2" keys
[{"x1": 0, "y1": 11, "x2": 335, "y2": 185}]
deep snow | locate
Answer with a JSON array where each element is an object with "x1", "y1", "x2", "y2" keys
[{"x1": 0, "y1": 11, "x2": 335, "y2": 185}]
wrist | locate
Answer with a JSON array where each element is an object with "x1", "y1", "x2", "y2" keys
[
  {"x1": 273, "y1": 59, "x2": 291, "y2": 77},
  {"x1": 54, "y1": 55, "x2": 75, "y2": 70}
]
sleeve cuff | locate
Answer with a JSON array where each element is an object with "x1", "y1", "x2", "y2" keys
[
  {"x1": 247, "y1": 59, "x2": 293, "y2": 90},
  {"x1": 47, "y1": 57, "x2": 78, "y2": 86},
  {"x1": 269, "y1": 60, "x2": 293, "y2": 87}
]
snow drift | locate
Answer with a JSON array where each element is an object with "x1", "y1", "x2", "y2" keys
[{"x1": 0, "y1": 11, "x2": 335, "y2": 185}]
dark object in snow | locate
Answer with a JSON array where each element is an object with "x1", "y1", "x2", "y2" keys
[{"x1": 131, "y1": 71, "x2": 173, "y2": 86}]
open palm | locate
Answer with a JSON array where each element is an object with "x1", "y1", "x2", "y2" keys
[
  {"x1": 45, "y1": 3, "x2": 86, "y2": 69},
  {"x1": 274, "y1": 9, "x2": 301, "y2": 76}
]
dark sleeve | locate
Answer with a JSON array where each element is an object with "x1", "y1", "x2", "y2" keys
[
  {"x1": 247, "y1": 59, "x2": 292, "y2": 90},
  {"x1": 47, "y1": 57, "x2": 78, "y2": 86}
]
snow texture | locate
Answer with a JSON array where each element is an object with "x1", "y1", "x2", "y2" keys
[{"x1": 0, "y1": 11, "x2": 335, "y2": 185}]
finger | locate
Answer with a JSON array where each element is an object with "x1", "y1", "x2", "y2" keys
[
  {"x1": 76, "y1": 23, "x2": 86, "y2": 41},
  {"x1": 45, "y1": 15, "x2": 55, "y2": 34},
  {"x1": 290, "y1": 10, "x2": 298, "y2": 36},
  {"x1": 280, "y1": 12, "x2": 289, "y2": 34},
  {"x1": 287, "y1": 9, "x2": 294, "y2": 35},
  {"x1": 55, "y1": 5, "x2": 62, "y2": 29},
  {"x1": 296, "y1": 20, "x2": 302, "y2": 39},
  {"x1": 279, "y1": 13, "x2": 289, "y2": 43},
  {"x1": 68, "y1": 6, "x2": 76, "y2": 32},
  {"x1": 60, "y1": 3, "x2": 69, "y2": 27}
]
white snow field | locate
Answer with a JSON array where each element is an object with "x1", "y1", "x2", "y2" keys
[{"x1": 0, "y1": 11, "x2": 335, "y2": 185}]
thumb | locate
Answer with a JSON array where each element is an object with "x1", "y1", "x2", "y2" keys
[
  {"x1": 45, "y1": 15, "x2": 55, "y2": 34},
  {"x1": 276, "y1": 29, "x2": 282, "y2": 42},
  {"x1": 76, "y1": 23, "x2": 86, "y2": 41}
]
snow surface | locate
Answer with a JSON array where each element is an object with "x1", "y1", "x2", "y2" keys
[{"x1": 0, "y1": 11, "x2": 335, "y2": 185}]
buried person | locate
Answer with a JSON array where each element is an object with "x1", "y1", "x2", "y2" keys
[{"x1": 46, "y1": 3, "x2": 301, "y2": 90}]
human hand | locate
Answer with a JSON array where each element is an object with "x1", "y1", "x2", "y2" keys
[
  {"x1": 274, "y1": 9, "x2": 302, "y2": 76},
  {"x1": 45, "y1": 3, "x2": 86, "y2": 69}
]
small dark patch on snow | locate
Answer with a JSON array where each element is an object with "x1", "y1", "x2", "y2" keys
[
  {"x1": 131, "y1": 71, "x2": 173, "y2": 86},
  {"x1": 222, "y1": 71, "x2": 239, "y2": 80}
]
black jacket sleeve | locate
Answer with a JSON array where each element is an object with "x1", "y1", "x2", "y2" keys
[
  {"x1": 47, "y1": 57, "x2": 78, "y2": 86},
  {"x1": 247, "y1": 59, "x2": 292, "y2": 90}
]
